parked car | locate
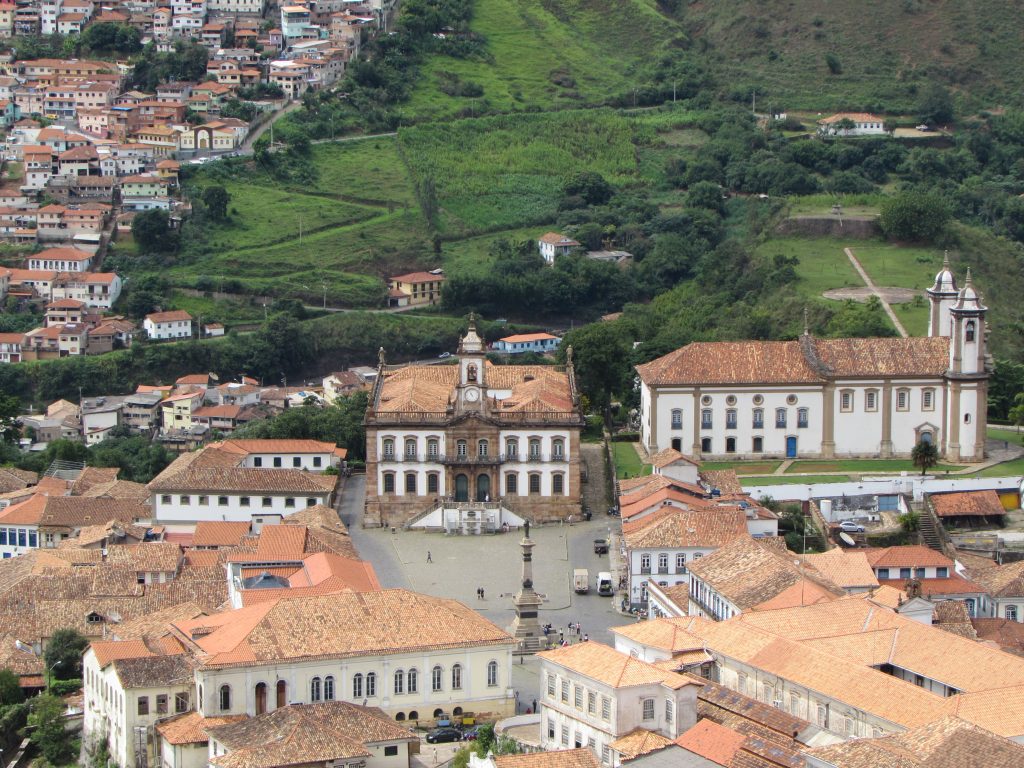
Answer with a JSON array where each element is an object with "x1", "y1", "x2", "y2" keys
[
  {"x1": 426, "y1": 727, "x2": 463, "y2": 744},
  {"x1": 593, "y1": 538, "x2": 609, "y2": 554},
  {"x1": 462, "y1": 727, "x2": 480, "y2": 741},
  {"x1": 839, "y1": 521, "x2": 865, "y2": 533}
]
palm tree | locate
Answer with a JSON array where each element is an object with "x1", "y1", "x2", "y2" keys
[{"x1": 911, "y1": 440, "x2": 939, "y2": 476}]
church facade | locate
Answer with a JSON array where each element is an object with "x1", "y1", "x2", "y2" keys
[
  {"x1": 637, "y1": 260, "x2": 989, "y2": 462},
  {"x1": 363, "y1": 320, "x2": 584, "y2": 527}
]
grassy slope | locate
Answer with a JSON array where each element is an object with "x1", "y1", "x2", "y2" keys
[
  {"x1": 404, "y1": 0, "x2": 685, "y2": 121},
  {"x1": 679, "y1": 0, "x2": 1024, "y2": 108}
]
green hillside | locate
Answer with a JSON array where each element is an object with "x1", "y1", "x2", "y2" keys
[{"x1": 673, "y1": 0, "x2": 1024, "y2": 109}]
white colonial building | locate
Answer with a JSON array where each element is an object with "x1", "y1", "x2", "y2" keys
[
  {"x1": 83, "y1": 590, "x2": 516, "y2": 768},
  {"x1": 538, "y1": 642, "x2": 700, "y2": 766},
  {"x1": 637, "y1": 261, "x2": 988, "y2": 462},
  {"x1": 364, "y1": 319, "x2": 584, "y2": 527},
  {"x1": 144, "y1": 310, "x2": 194, "y2": 340}
]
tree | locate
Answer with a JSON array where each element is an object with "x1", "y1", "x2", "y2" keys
[
  {"x1": 563, "y1": 171, "x2": 614, "y2": 206},
  {"x1": 825, "y1": 53, "x2": 842, "y2": 74},
  {"x1": 202, "y1": 185, "x2": 230, "y2": 221},
  {"x1": 44, "y1": 628, "x2": 88, "y2": 681},
  {"x1": 879, "y1": 192, "x2": 950, "y2": 242},
  {"x1": 0, "y1": 669, "x2": 23, "y2": 706},
  {"x1": 0, "y1": 393, "x2": 20, "y2": 443},
  {"x1": 559, "y1": 323, "x2": 632, "y2": 409},
  {"x1": 918, "y1": 82, "x2": 954, "y2": 125},
  {"x1": 686, "y1": 181, "x2": 724, "y2": 213},
  {"x1": 911, "y1": 440, "x2": 939, "y2": 476},
  {"x1": 131, "y1": 209, "x2": 178, "y2": 253},
  {"x1": 29, "y1": 694, "x2": 74, "y2": 765}
]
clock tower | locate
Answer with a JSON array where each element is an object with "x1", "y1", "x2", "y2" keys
[{"x1": 457, "y1": 314, "x2": 487, "y2": 412}]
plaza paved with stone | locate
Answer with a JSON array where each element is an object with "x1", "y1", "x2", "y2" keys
[{"x1": 337, "y1": 474, "x2": 632, "y2": 709}]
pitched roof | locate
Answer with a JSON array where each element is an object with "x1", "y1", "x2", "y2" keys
[
  {"x1": 38, "y1": 497, "x2": 147, "y2": 530},
  {"x1": 637, "y1": 336, "x2": 951, "y2": 387},
  {"x1": 930, "y1": 490, "x2": 1006, "y2": 518},
  {"x1": 967, "y1": 559, "x2": 1024, "y2": 598},
  {"x1": 804, "y1": 715, "x2": 1024, "y2": 768},
  {"x1": 112, "y1": 654, "x2": 193, "y2": 688},
  {"x1": 674, "y1": 719, "x2": 746, "y2": 765},
  {"x1": 818, "y1": 112, "x2": 885, "y2": 124},
  {"x1": 538, "y1": 232, "x2": 580, "y2": 246},
  {"x1": 494, "y1": 749, "x2": 600, "y2": 768},
  {"x1": 215, "y1": 439, "x2": 338, "y2": 455},
  {"x1": 622, "y1": 506, "x2": 749, "y2": 549},
  {"x1": 499, "y1": 333, "x2": 559, "y2": 344},
  {"x1": 801, "y1": 549, "x2": 879, "y2": 590},
  {"x1": 539, "y1": 641, "x2": 698, "y2": 690},
  {"x1": 687, "y1": 537, "x2": 843, "y2": 611},
  {"x1": 862, "y1": 545, "x2": 953, "y2": 569},
  {"x1": 650, "y1": 447, "x2": 699, "y2": 469},
  {"x1": 193, "y1": 521, "x2": 250, "y2": 548},
  {"x1": 172, "y1": 589, "x2": 513, "y2": 667},
  {"x1": 148, "y1": 465, "x2": 335, "y2": 494},
  {"x1": 389, "y1": 271, "x2": 443, "y2": 283},
  {"x1": 156, "y1": 711, "x2": 247, "y2": 745},
  {"x1": 609, "y1": 728, "x2": 674, "y2": 760},
  {"x1": 206, "y1": 702, "x2": 417, "y2": 768},
  {"x1": 146, "y1": 310, "x2": 193, "y2": 323}
]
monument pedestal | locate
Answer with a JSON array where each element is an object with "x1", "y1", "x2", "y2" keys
[{"x1": 509, "y1": 525, "x2": 543, "y2": 652}]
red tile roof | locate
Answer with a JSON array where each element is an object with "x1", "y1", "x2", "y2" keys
[{"x1": 931, "y1": 490, "x2": 1007, "y2": 518}]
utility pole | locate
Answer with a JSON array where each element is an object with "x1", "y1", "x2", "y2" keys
[
  {"x1": 752, "y1": 89, "x2": 756, "y2": 115},
  {"x1": 672, "y1": 81, "x2": 676, "y2": 103}
]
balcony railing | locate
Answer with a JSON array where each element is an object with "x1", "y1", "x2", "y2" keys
[{"x1": 379, "y1": 453, "x2": 569, "y2": 464}]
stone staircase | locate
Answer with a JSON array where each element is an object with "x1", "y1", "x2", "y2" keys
[{"x1": 918, "y1": 509, "x2": 943, "y2": 551}]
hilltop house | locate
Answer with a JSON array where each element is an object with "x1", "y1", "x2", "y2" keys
[
  {"x1": 817, "y1": 112, "x2": 887, "y2": 137},
  {"x1": 538, "y1": 232, "x2": 580, "y2": 265}
]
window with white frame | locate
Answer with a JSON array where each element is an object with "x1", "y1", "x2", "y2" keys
[
  {"x1": 641, "y1": 553, "x2": 651, "y2": 573},
  {"x1": 840, "y1": 390, "x2": 853, "y2": 412},
  {"x1": 432, "y1": 666, "x2": 443, "y2": 692},
  {"x1": 478, "y1": 439, "x2": 488, "y2": 457},
  {"x1": 487, "y1": 660, "x2": 498, "y2": 687},
  {"x1": 506, "y1": 439, "x2": 518, "y2": 458},
  {"x1": 587, "y1": 691, "x2": 596, "y2": 714},
  {"x1": 451, "y1": 664, "x2": 462, "y2": 690},
  {"x1": 574, "y1": 685, "x2": 583, "y2": 708},
  {"x1": 310, "y1": 677, "x2": 321, "y2": 702},
  {"x1": 775, "y1": 408, "x2": 787, "y2": 428},
  {"x1": 553, "y1": 439, "x2": 565, "y2": 458},
  {"x1": 560, "y1": 725, "x2": 569, "y2": 746},
  {"x1": 407, "y1": 669, "x2": 418, "y2": 693},
  {"x1": 1007, "y1": 605, "x2": 1018, "y2": 621},
  {"x1": 701, "y1": 409, "x2": 712, "y2": 429},
  {"x1": 671, "y1": 409, "x2": 682, "y2": 429},
  {"x1": 405, "y1": 438, "x2": 416, "y2": 457},
  {"x1": 642, "y1": 698, "x2": 655, "y2": 720},
  {"x1": 752, "y1": 408, "x2": 764, "y2": 429},
  {"x1": 676, "y1": 553, "x2": 686, "y2": 571},
  {"x1": 865, "y1": 390, "x2": 878, "y2": 411},
  {"x1": 601, "y1": 696, "x2": 611, "y2": 720},
  {"x1": 324, "y1": 676, "x2": 334, "y2": 700},
  {"x1": 561, "y1": 680, "x2": 569, "y2": 702},
  {"x1": 382, "y1": 438, "x2": 394, "y2": 459},
  {"x1": 427, "y1": 439, "x2": 439, "y2": 458},
  {"x1": 547, "y1": 674, "x2": 555, "y2": 696},
  {"x1": 352, "y1": 673, "x2": 363, "y2": 698},
  {"x1": 665, "y1": 698, "x2": 674, "y2": 723},
  {"x1": 896, "y1": 389, "x2": 909, "y2": 411},
  {"x1": 394, "y1": 669, "x2": 404, "y2": 694},
  {"x1": 922, "y1": 388, "x2": 934, "y2": 410},
  {"x1": 366, "y1": 672, "x2": 376, "y2": 697},
  {"x1": 457, "y1": 440, "x2": 467, "y2": 457}
]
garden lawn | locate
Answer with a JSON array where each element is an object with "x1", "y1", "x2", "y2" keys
[
  {"x1": 785, "y1": 459, "x2": 965, "y2": 473},
  {"x1": 612, "y1": 442, "x2": 651, "y2": 479},
  {"x1": 742, "y1": 474, "x2": 854, "y2": 485},
  {"x1": 846, "y1": 242, "x2": 944, "y2": 292},
  {"x1": 308, "y1": 138, "x2": 417, "y2": 205},
  {"x1": 700, "y1": 461, "x2": 783, "y2": 475},
  {"x1": 756, "y1": 237, "x2": 862, "y2": 297},
  {"x1": 972, "y1": 457, "x2": 1024, "y2": 478}
]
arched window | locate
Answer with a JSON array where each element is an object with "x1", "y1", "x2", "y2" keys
[
  {"x1": 405, "y1": 438, "x2": 417, "y2": 458},
  {"x1": 427, "y1": 438, "x2": 439, "y2": 458},
  {"x1": 366, "y1": 672, "x2": 377, "y2": 697},
  {"x1": 700, "y1": 409, "x2": 712, "y2": 429},
  {"x1": 353, "y1": 673, "x2": 363, "y2": 699},
  {"x1": 457, "y1": 439, "x2": 467, "y2": 457},
  {"x1": 752, "y1": 408, "x2": 764, "y2": 428},
  {"x1": 671, "y1": 409, "x2": 682, "y2": 429},
  {"x1": 451, "y1": 664, "x2": 462, "y2": 690},
  {"x1": 310, "y1": 677, "x2": 322, "y2": 702},
  {"x1": 552, "y1": 439, "x2": 565, "y2": 459},
  {"x1": 552, "y1": 474, "x2": 564, "y2": 495},
  {"x1": 394, "y1": 669, "x2": 404, "y2": 695},
  {"x1": 432, "y1": 666, "x2": 443, "y2": 692},
  {"x1": 324, "y1": 676, "x2": 334, "y2": 701},
  {"x1": 505, "y1": 439, "x2": 518, "y2": 458},
  {"x1": 966, "y1": 321, "x2": 976, "y2": 342},
  {"x1": 725, "y1": 437, "x2": 736, "y2": 453},
  {"x1": 775, "y1": 408, "x2": 787, "y2": 428},
  {"x1": 506, "y1": 473, "x2": 518, "y2": 495},
  {"x1": 433, "y1": 708, "x2": 444, "y2": 719},
  {"x1": 487, "y1": 661, "x2": 498, "y2": 687},
  {"x1": 478, "y1": 439, "x2": 489, "y2": 457},
  {"x1": 529, "y1": 474, "x2": 541, "y2": 494},
  {"x1": 407, "y1": 669, "x2": 418, "y2": 694},
  {"x1": 427, "y1": 473, "x2": 439, "y2": 494},
  {"x1": 255, "y1": 682, "x2": 267, "y2": 715},
  {"x1": 276, "y1": 681, "x2": 286, "y2": 709},
  {"x1": 797, "y1": 408, "x2": 808, "y2": 428},
  {"x1": 382, "y1": 438, "x2": 394, "y2": 459},
  {"x1": 725, "y1": 409, "x2": 737, "y2": 429},
  {"x1": 383, "y1": 473, "x2": 395, "y2": 493},
  {"x1": 701, "y1": 437, "x2": 711, "y2": 453},
  {"x1": 395, "y1": 712, "x2": 406, "y2": 721},
  {"x1": 405, "y1": 473, "x2": 417, "y2": 494},
  {"x1": 529, "y1": 439, "x2": 541, "y2": 459},
  {"x1": 219, "y1": 685, "x2": 231, "y2": 712},
  {"x1": 409, "y1": 710, "x2": 419, "y2": 721}
]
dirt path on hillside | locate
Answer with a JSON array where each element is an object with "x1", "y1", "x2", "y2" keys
[{"x1": 843, "y1": 247, "x2": 909, "y2": 338}]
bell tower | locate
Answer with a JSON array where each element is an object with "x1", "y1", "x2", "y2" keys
[
  {"x1": 944, "y1": 269, "x2": 989, "y2": 462},
  {"x1": 456, "y1": 314, "x2": 487, "y2": 411},
  {"x1": 927, "y1": 252, "x2": 959, "y2": 337}
]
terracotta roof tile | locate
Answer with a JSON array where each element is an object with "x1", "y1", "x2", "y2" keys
[
  {"x1": 930, "y1": 490, "x2": 1006, "y2": 518},
  {"x1": 862, "y1": 545, "x2": 953, "y2": 569},
  {"x1": 539, "y1": 641, "x2": 699, "y2": 690},
  {"x1": 650, "y1": 448, "x2": 699, "y2": 469},
  {"x1": 610, "y1": 728, "x2": 673, "y2": 760},
  {"x1": 193, "y1": 521, "x2": 251, "y2": 548},
  {"x1": 623, "y1": 506, "x2": 748, "y2": 549},
  {"x1": 157, "y1": 711, "x2": 247, "y2": 745},
  {"x1": 495, "y1": 749, "x2": 599, "y2": 768},
  {"x1": 801, "y1": 549, "x2": 879, "y2": 590},
  {"x1": 674, "y1": 719, "x2": 745, "y2": 765}
]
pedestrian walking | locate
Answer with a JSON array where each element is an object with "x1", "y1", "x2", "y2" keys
[
  {"x1": 559, "y1": 630, "x2": 564, "y2": 643},
  {"x1": 427, "y1": 551, "x2": 432, "y2": 563},
  {"x1": 481, "y1": 587, "x2": 485, "y2": 599},
  {"x1": 532, "y1": 699, "x2": 537, "y2": 713},
  {"x1": 433, "y1": 748, "x2": 438, "y2": 765}
]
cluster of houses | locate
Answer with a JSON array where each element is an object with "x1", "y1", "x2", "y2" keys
[{"x1": 15, "y1": 369, "x2": 371, "y2": 447}]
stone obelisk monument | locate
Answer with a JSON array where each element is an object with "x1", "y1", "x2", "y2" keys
[{"x1": 510, "y1": 520, "x2": 542, "y2": 651}]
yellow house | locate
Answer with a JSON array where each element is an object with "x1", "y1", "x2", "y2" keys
[{"x1": 160, "y1": 391, "x2": 203, "y2": 432}]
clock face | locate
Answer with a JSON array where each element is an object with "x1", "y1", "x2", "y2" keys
[{"x1": 465, "y1": 388, "x2": 480, "y2": 402}]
